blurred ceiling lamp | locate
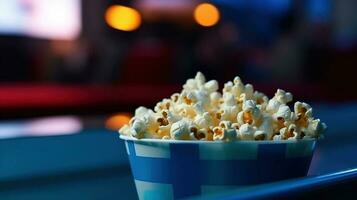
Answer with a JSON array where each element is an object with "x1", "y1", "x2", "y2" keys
[
  {"x1": 105, "y1": 5, "x2": 141, "y2": 31},
  {"x1": 194, "y1": 3, "x2": 220, "y2": 27},
  {"x1": 106, "y1": 113, "x2": 132, "y2": 131}
]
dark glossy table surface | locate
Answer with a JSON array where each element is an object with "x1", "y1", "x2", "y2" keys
[{"x1": 0, "y1": 103, "x2": 356, "y2": 200}]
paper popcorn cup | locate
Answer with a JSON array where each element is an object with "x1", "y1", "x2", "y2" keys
[{"x1": 120, "y1": 135, "x2": 316, "y2": 200}]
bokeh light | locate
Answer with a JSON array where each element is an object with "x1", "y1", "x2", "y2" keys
[
  {"x1": 26, "y1": 116, "x2": 82, "y2": 136},
  {"x1": 194, "y1": 3, "x2": 220, "y2": 27},
  {"x1": 105, "y1": 5, "x2": 141, "y2": 32},
  {"x1": 106, "y1": 113, "x2": 132, "y2": 130}
]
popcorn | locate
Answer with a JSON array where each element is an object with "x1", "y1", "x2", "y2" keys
[
  {"x1": 273, "y1": 105, "x2": 292, "y2": 121},
  {"x1": 279, "y1": 124, "x2": 299, "y2": 140},
  {"x1": 266, "y1": 89, "x2": 293, "y2": 114},
  {"x1": 194, "y1": 112, "x2": 212, "y2": 129},
  {"x1": 212, "y1": 126, "x2": 237, "y2": 141},
  {"x1": 244, "y1": 84, "x2": 254, "y2": 99},
  {"x1": 206, "y1": 111, "x2": 219, "y2": 127},
  {"x1": 220, "y1": 106, "x2": 239, "y2": 122},
  {"x1": 231, "y1": 123, "x2": 240, "y2": 130},
  {"x1": 170, "y1": 119, "x2": 191, "y2": 140},
  {"x1": 210, "y1": 92, "x2": 222, "y2": 108},
  {"x1": 254, "y1": 91, "x2": 269, "y2": 110},
  {"x1": 304, "y1": 119, "x2": 327, "y2": 139},
  {"x1": 192, "y1": 128, "x2": 210, "y2": 140},
  {"x1": 254, "y1": 130, "x2": 266, "y2": 141},
  {"x1": 119, "y1": 124, "x2": 133, "y2": 136},
  {"x1": 204, "y1": 80, "x2": 219, "y2": 93},
  {"x1": 213, "y1": 126, "x2": 226, "y2": 141},
  {"x1": 222, "y1": 93, "x2": 236, "y2": 107},
  {"x1": 206, "y1": 128, "x2": 214, "y2": 141},
  {"x1": 162, "y1": 135, "x2": 171, "y2": 140},
  {"x1": 266, "y1": 99, "x2": 281, "y2": 114},
  {"x1": 129, "y1": 107, "x2": 160, "y2": 138},
  {"x1": 188, "y1": 125, "x2": 206, "y2": 140},
  {"x1": 176, "y1": 103, "x2": 196, "y2": 119},
  {"x1": 119, "y1": 72, "x2": 327, "y2": 141},
  {"x1": 171, "y1": 93, "x2": 180, "y2": 103},
  {"x1": 238, "y1": 124, "x2": 255, "y2": 140},
  {"x1": 275, "y1": 89, "x2": 293, "y2": 104},
  {"x1": 223, "y1": 81, "x2": 234, "y2": 93},
  {"x1": 272, "y1": 105, "x2": 294, "y2": 133},
  {"x1": 219, "y1": 120, "x2": 232, "y2": 129},
  {"x1": 157, "y1": 124, "x2": 171, "y2": 139},
  {"x1": 164, "y1": 110, "x2": 182, "y2": 124},
  {"x1": 195, "y1": 71, "x2": 206, "y2": 86},
  {"x1": 135, "y1": 106, "x2": 153, "y2": 118},
  {"x1": 226, "y1": 128, "x2": 238, "y2": 141},
  {"x1": 232, "y1": 76, "x2": 245, "y2": 96},
  {"x1": 273, "y1": 134, "x2": 284, "y2": 141},
  {"x1": 294, "y1": 102, "x2": 312, "y2": 128},
  {"x1": 257, "y1": 115, "x2": 274, "y2": 139},
  {"x1": 131, "y1": 118, "x2": 146, "y2": 138},
  {"x1": 154, "y1": 99, "x2": 172, "y2": 112},
  {"x1": 144, "y1": 114, "x2": 161, "y2": 135},
  {"x1": 237, "y1": 100, "x2": 262, "y2": 126}
]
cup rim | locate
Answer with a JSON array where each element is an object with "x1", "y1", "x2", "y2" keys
[{"x1": 119, "y1": 135, "x2": 316, "y2": 144}]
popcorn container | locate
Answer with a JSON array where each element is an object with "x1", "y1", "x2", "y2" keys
[{"x1": 120, "y1": 135, "x2": 316, "y2": 200}]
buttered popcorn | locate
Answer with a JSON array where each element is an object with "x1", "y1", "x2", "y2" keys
[{"x1": 119, "y1": 72, "x2": 327, "y2": 141}]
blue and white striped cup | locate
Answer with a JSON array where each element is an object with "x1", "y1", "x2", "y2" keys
[{"x1": 120, "y1": 135, "x2": 316, "y2": 200}]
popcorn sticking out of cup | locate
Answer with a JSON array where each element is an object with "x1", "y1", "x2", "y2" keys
[
  {"x1": 119, "y1": 72, "x2": 327, "y2": 199},
  {"x1": 120, "y1": 72, "x2": 326, "y2": 141}
]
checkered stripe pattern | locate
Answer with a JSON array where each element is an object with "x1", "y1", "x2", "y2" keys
[{"x1": 125, "y1": 140, "x2": 315, "y2": 200}]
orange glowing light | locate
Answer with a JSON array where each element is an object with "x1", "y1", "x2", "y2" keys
[
  {"x1": 105, "y1": 5, "x2": 141, "y2": 31},
  {"x1": 194, "y1": 3, "x2": 220, "y2": 27},
  {"x1": 106, "y1": 113, "x2": 132, "y2": 130}
]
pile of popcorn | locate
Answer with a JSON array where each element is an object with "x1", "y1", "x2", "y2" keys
[{"x1": 119, "y1": 72, "x2": 327, "y2": 141}]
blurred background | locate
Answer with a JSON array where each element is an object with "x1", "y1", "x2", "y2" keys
[
  {"x1": 0, "y1": 0, "x2": 356, "y2": 199},
  {"x1": 1, "y1": 0, "x2": 357, "y2": 116}
]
